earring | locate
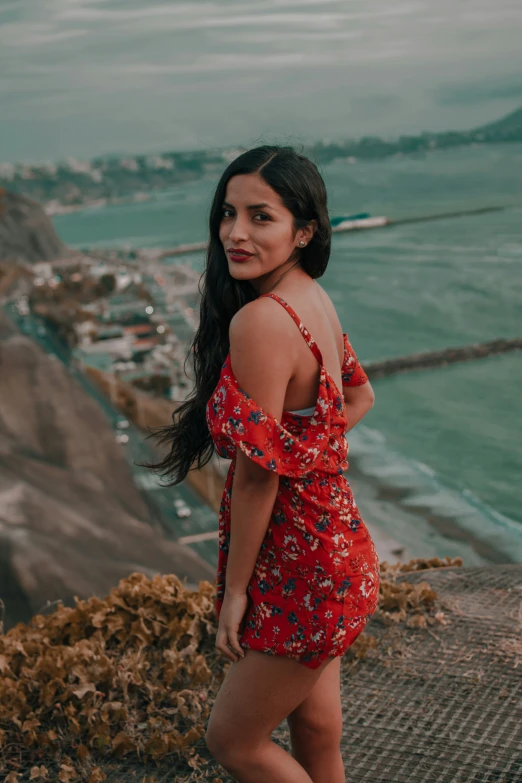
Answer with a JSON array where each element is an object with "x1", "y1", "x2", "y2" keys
[{"x1": 299, "y1": 240, "x2": 305, "y2": 247}]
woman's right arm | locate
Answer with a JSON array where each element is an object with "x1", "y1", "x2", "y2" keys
[
  {"x1": 340, "y1": 329, "x2": 374, "y2": 431},
  {"x1": 343, "y1": 381, "x2": 375, "y2": 432}
]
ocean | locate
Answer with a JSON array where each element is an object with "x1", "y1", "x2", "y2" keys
[{"x1": 53, "y1": 142, "x2": 522, "y2": 563}]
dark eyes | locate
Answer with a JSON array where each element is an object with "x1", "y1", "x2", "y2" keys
[{"x1": 221, "y1": 208, "x2": 270, "y2": 221}]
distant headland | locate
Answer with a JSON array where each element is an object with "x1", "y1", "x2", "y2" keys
[{"x1": 1, "y1": 106, "x2": 521, "y2": 215}]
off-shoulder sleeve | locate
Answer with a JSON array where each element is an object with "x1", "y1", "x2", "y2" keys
[
  {"x1": 341, "y1": 333, "x2": 368, "y2": 387},
  {"x1": 206, "y1": 359, "x2": 336, "y2": 477}
]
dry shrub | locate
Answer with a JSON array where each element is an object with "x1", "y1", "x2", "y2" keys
[
  {"x1": 0, "y1": 556, "x2": 463, "y2": 780},
  {"x1": 376, "y1": 555, "x2": 463, "y2": 629},
  {"x1": 380, "y1": 555, "x2": 463, "y2": 577},
  {"x1": 0, "y1": 573, "x2": 221, "y2": 781}
]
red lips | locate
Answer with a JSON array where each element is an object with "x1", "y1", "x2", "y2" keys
[
  {"x1": 228, "y1": 248, "x2": 253, "y2": 262},
  {"x1": 228, "y1": 248, "x2": 253, "y2": 257}
]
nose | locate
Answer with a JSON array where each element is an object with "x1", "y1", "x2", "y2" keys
[{"x1": 228, "y1": 214, "x2": 249, "y2": 244}]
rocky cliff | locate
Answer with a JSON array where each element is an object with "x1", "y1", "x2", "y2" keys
[
  {"x1": 0, "y1": 312, "x2": 215, "y2": 631},
  {"x1": 0, "y1": 187, "x2": 69, "y2": 263}
]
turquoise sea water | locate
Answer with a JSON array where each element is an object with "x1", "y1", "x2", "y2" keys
[{"x1": 53, "y1": 142, "x2": 522, "y2": 561}]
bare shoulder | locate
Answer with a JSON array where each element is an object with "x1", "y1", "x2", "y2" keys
[
  {"x1": 229, "y1": 296, "x2": 297, "y2": 357},
  {"x1": 228, "y1": 297, "x2": 294, "y2": 420},
  {"x1": 314, "y1": 282, "x2": 345, "y2": 357},
  {"x1": 315, "y1": 282, "x2": 342, "y2": 327}
]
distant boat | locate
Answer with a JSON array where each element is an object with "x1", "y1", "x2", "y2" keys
[
  {"x1": 330, "y1": 213, "x2": 371, "y2": 226},
  {"x1": 331, "y1": 213, "x2": 389, "y2": 232}
]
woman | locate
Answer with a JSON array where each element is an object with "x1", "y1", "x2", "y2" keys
[{"x1": 153, "y1": 145, "x2": 380, "y2": 783}]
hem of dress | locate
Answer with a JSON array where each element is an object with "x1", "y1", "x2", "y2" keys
[{"x1": 240, "y1": 637, "x2": 344, "y2": 670}]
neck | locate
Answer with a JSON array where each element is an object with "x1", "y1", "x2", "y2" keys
[{"x1": 253, "y1": 257, "x2": 302, "y2": 296}]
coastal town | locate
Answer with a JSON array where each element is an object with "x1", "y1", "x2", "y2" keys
[
  {"x1": 19, "y1": 250, "x2": 200, "y2": 404},
  {"x1": 0, "y1": 186, "x2": 234, "y2": 563},
  {"x1": 4, "y1": 240, "x2": 236, "y2": 533}
]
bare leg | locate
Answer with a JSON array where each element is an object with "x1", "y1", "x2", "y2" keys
[
  {"x1": 205, "y1": 650, "x2": 337, "y2": 783},
  {"x1": 287, "y1": 656, "x2": 345, "y2": 783}
]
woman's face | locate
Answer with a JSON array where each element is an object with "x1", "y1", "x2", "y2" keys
[{"x1": 219, "y1": 172, "x2": 308, "y2": 283}]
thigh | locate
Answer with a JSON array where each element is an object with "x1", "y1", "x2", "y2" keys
[
  {"x1": 287, "y1": 655, "x2": 342, "y2": 734},
  {"x1": 207, "y1": 650, "x2": 336, "y2": 747}
]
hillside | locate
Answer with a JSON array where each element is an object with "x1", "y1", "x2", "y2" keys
[
  {"x1": 476, "y1": 105, "x2": 522, "y2": 135},
  {"x1": 0, "y1": 187, "x2": 69, "y2": 263},
  {"x1": 0, "y1": 312, "x2": 215, "y2": 631}
]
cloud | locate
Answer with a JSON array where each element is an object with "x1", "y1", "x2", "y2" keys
[
  {"x1": 2, "y1": 0, "x2": 522, "y2": 161},
  {"x1": 437, "y1": 77, "x2": 522, "y2": 107},
  {"x1": 0, "y1": 23, "x2": 87, "y2": 47}
]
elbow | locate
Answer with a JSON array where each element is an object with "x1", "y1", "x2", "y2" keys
[
  {"x1": 237, "y1": 470, "x2": 280, "y2": 503},
  {"x1": 343, "y1": 382, "x2": 375, "y2": 411},
  {"x1": 235, "y1": 451, "x2": 281, "y2": 489},
  {"x1": 241, "y1": 469, "x2": 280, "y2": 490},
  {"x1": 362, "y1": 380, "x2": 375, "y2": 409}
]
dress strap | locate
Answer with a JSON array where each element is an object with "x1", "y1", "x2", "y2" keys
[{"x1": 259, "y1": 293, "x2": 323, "y2": 365}]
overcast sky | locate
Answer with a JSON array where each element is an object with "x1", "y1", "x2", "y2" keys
[{"x1": 2, "y1": 0, "x2": 522, "y2": 163}]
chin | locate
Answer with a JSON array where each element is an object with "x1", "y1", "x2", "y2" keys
[{"x1": 228, "y1": 262, "x2": 258, "y2": 281}]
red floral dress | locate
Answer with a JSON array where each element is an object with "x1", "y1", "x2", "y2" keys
[{"x1": 206, "y1": 293, "x2": 380, "y2": 669}]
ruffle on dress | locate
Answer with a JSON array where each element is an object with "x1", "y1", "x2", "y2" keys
[
  {"x1": 342, "y1": 333, "x2": 369, "y2": 387},
  {"x1": 206, "y1": 328, "x2": 368, "y2": 479}
]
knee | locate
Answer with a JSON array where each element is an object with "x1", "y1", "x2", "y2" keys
[
  {"x1": 205, "y1": 722, "x2": 241, "y2": 767},
  {"x1": 205, "y1": 724, "x2": 227, "y2": 762},
  {"x1": 288, "y1": 711, "x2": 343, "y2": 754}
]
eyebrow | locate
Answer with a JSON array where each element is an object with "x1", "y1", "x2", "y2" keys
[{"x1": 222, "y1": 201, "x2": 274, "y2": 210}]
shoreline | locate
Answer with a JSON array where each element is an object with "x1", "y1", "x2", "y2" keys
[{"x1": 345, "y1": 452, "x2": 514, "y2": 568}]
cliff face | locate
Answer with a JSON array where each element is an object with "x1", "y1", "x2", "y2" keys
[
  {"x1": 0, "y1": 188, "x2": 68, "y2": 263},
  {"x1": 476, "y1": 106, "x2": 522, "y2": 135},
  {"x1": 0, "y1": 313, "x2": 215, "y2": 631}
]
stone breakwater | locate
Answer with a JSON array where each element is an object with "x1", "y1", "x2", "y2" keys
[{"x1": 364, "y1": 337, "x2": 522, "y2": 378}]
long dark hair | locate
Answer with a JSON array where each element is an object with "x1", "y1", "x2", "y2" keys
[{"x1": 148, "y1": 144, "x2": 331, "y2": 484}]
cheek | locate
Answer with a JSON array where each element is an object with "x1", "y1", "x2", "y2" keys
[{"x1": 261, "y1": 225, "x2": 293, "y2": 254}]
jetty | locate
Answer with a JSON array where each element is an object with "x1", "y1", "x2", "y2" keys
[{"x1": 364, "y1": 336, "x2": 522, "y2": 379}]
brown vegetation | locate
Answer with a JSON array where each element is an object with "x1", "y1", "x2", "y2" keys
[
  {"x1": 0, "y1": 556, "x2": 462, "y2": 782},
  {"x1": 0, "y1": 264, "x2": 32, "y2": 297}
]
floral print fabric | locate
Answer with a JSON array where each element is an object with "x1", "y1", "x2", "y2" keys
[{"x1": 206, "y1": 293, "x2": 380, "y2": 669}]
